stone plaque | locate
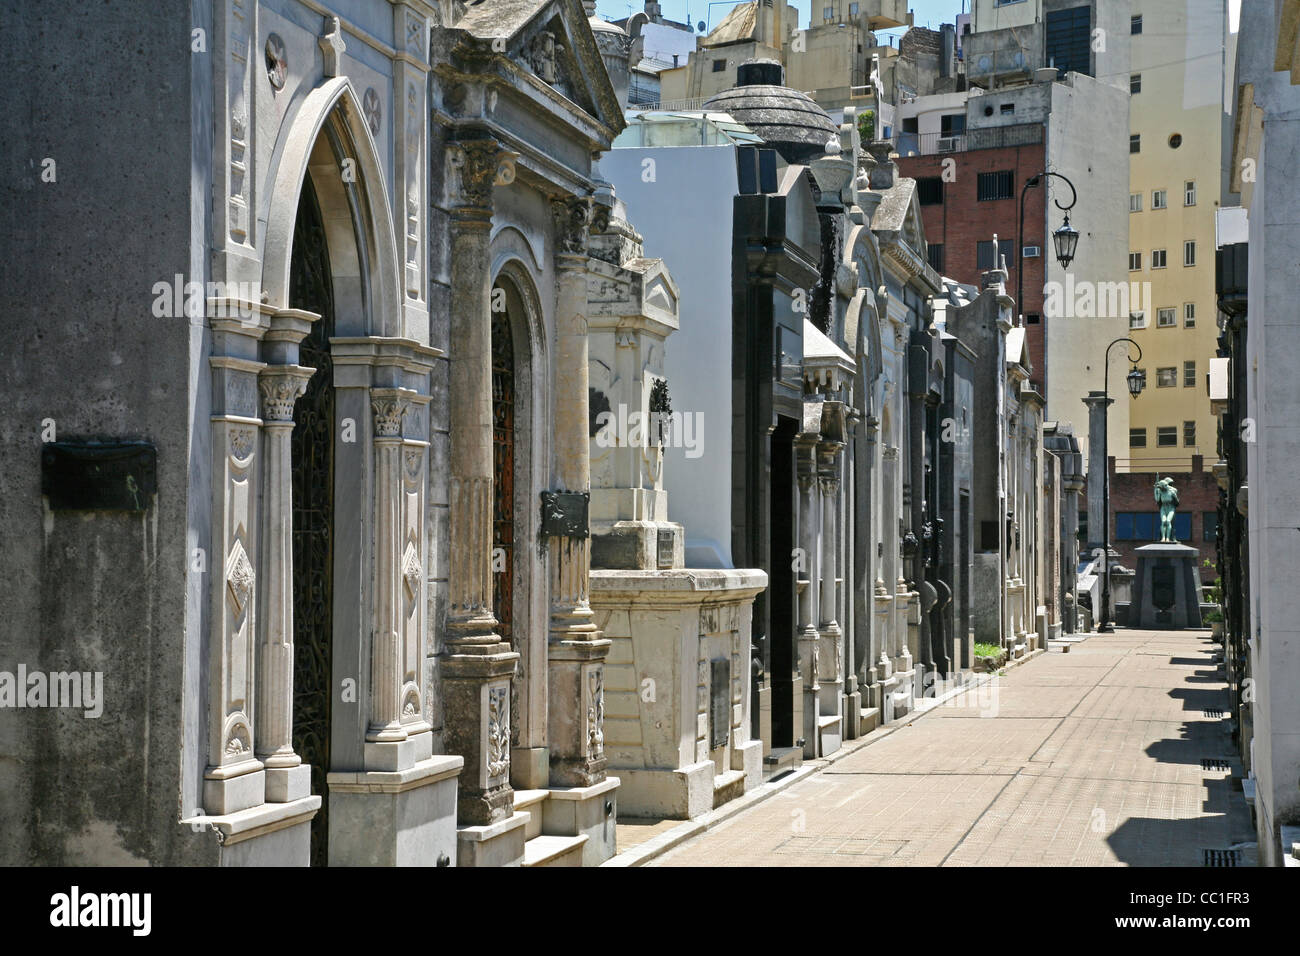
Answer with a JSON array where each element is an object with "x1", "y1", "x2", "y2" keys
[
  {"x1": 41, "y1": 441, "x2": 157, "y2": 512},
  {"x1": 656, "y1": 527, "x2": 675, "y2": 569},
  {"x1": 710, "y1": 657, "x2": 730, "y2": 751},
  {"x1": 540, "y1": 490, "x2": 589, "y2": 538}
]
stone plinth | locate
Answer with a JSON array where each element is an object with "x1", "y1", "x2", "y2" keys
[
  {"x1": 1129, "y1": 543, "x2": 1204, "y2": 629},
  {"x1": 589, "y1": 568, "x2": 767, "y2": 819}
]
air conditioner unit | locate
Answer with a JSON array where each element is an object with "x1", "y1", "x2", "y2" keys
[
  {"x1": 1023, "y1": 245, "x2": 1041, "y2": 258},
  {"x1": 937, "y1": 136, "x2": 959, "y2": 152}
]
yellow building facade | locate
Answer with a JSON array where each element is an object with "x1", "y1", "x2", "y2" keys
[{"x1": 1125, "y1": 0, "x2": 1228, "y2": 468}]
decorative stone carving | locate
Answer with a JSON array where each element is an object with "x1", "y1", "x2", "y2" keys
[
  {"x1": 402, "y1": 540, "x2": 422, "y2": 598},
  {"x1": 587, "y1": 668, "x2": 605, "y2": 757},
  {"x1": 363, "y1": 87, "x2": 381, "y2": 137},
  {"x1": 229, "y1": 426, "x2": 255, "y2": 462},
  {"x1": 529, "y1": 30, "x2": 565, "y2": 86},
  {"x1": 552, "y1": 196, "x2": 593, "y2": 257},
  {"x1": 258, "y1": 373, "x2": 308, "y2": 422},
  {"x1": 446, "y1": 140, "x2": 513, "y2": 209},
  {"x1": 405, "y1": 11, "x2": 426, "y2": 58},
  {"x1": 486, "y1": 684, "x2": 510, "y2": 779},
  {"x1": 372, "y1": 396, "x2": 407, "y2": 437},
  {"x1": 319, "y1": 15, "x2": 346, "y2": 78},
  {"x1": 226, "y1": 539, "x2": 255, "y2": 614},
  {"x1": 265, "y1": 32, "x2": 287, "y2": 91}
]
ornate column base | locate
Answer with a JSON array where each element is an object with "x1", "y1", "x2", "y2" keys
[
  {"x1": 548, "y1": 638, "x2": 612, "y2": 787},
  {"x1": 443, "y1": 647, "x2": 519, "y2": 826}
]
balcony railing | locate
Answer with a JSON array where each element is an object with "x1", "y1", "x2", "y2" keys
[{"x1": 895, "y1": 123, "x2": 1044, "y2": 157}]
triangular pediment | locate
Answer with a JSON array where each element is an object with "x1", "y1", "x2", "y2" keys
[{"x1": 453, "y1": 0, "x2": 623, "y2": 135}]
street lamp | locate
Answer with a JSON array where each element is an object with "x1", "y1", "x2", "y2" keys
[
  {"x1": 1017, "y1": 170, "x2": 1079, "y2": 325},
  {"x1": 1098, "y1": 336, "x2": 1145, "y2": 633}
]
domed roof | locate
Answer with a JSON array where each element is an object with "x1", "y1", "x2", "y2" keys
[{"x1": 703, "y1": 59, "x2": 839, "y2": 165}]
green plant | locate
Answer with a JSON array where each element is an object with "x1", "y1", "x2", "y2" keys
[
  {"x1": 1204, "y1": 608, "x2": 1224, "y2": 623},
  {"x1": 857, "y1": 109, "x2": 875, "y2": 143},
  {"x1": 973, "y1": 642, "x2": 1001, "y2": 658}
]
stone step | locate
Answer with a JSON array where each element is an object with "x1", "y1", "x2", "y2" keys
[
  {"x1": 763, "y1": 745, "x2": 802, "y2": 780},
  {"x1": 513, "y1": 789, "x2": 548, "y2": 842},
  {"x1": 711, "y1": 768, "x2": 746, "y2": 809},
  {"x1": 522, "y1": 833, "x2": 588, "y2": 868}
]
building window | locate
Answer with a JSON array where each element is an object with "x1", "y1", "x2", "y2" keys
[
  {"x1": 1184, "y1": 180, "x2": 1196, "y2": 205},
  {"x1": 941, "y1": 113, "x2": 967, "y2": 136},
  {"x1": 1116, "y1": 512, "x2": 1157, "y2": 540},
  {"x1": 1152, "y1": 249, "x2": 1167, "y2": 268},
  {"x1": 1184, "y1": 420, "x2": 1196, "y2": 446},
  {"x1": 1152, "y1": 189, "x2": 1167, "y2": 209},
  {"x1": 1156, "y1": 307, "x2": 1175, "y2": 327},
  {"x1": 1184, "y1": 240, "x2": 1196, "y2": 266},
  {"x1": 1130, "y1": 193, "x2": 1142, "y2": 212},
  {"x1": 1131, "y1": 73, "x2": 1142, "y2": 94},
  {"x1": 1131, "y1": 15, "x2": 1143, "y2": 34},
  {"x1": 1001, "y1": 102, "x2": 1015, "y2": 114},
  {"x1": 977, "y1": 239, "x2": 1015, "y2": 269},
  {"x1": 1156, "y1": 367, "x2": 1177, "y2": 387},
  {"x1": 823, "y1": 6, "x2": 834, "y2": 20},
  {"x1": 927, "y1": 243, "x2": 944, "y2": 271},
  {"x1": 977, "y1": 170, "x2": 1015, "y2": 201},
  {"x1": 1130, "y1": 428, "x2": 1147, "y2": 448},
  {"x1": 1130, "y1": 312, "x2": 1147, "y2": 329},
  {"x1": 1203, "y1": 510, "x2": 1218, "y2": 542},
  {"x1": 1130, "y1": 134, "x2": 1141, "y2": 153},
  {"x1": 712, "y1": 59, "x2": 726, "y2": 72},
  {"x1": 1129, "y1": 251, "x2": 1142, "y2": 271},
  {"x1": 1026, "y1": 312, "x2": 1041, "y2": 324},
  {"x1": 1184, "y1": 360, "x2": 1196, "y2": 387},
  {"x1": 849, "y1": 2, "x2": 859, "y2": 13},
  {"x1": 917, "y1": 177, "x2": 944, "y2": 205},
  {"x1": 1184, "y1": 302, "x2": 1196, "y2": 327},
  {"x1": 1045, "y1": 6, "x2": 1093, "y2": 78},
  {"x1": 1157, "y1": 426, "x2": 1177, "y2": 446}
]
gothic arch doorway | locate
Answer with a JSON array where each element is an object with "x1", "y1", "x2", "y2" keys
[{"x1": 289, "y1": 173, "x2": 335, "y2": 868}]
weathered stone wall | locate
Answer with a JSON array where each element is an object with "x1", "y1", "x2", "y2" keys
[{"x1": 0, "y1": 4, "x2": 207, "y2": 865}]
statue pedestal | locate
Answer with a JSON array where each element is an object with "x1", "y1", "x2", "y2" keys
[{"x1": 1129, "y1": 543, "x2": 1203, "y2": 629}]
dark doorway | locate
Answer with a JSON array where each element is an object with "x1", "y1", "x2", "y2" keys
[
  {"x1": 289, "y1": 175, "x2": 335, "y2": 868},
  {"x1": 769, "y1": 416, "x2": 798, "y2": 746}
]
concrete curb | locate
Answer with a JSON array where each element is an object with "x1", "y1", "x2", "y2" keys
[{"x1": 602, "y1": 646, "x2": 1047, "y2": 867}]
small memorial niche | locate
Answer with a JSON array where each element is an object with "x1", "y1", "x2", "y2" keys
[{"x1": 41, "y1": 441, "x2": 157, "y2": 512}]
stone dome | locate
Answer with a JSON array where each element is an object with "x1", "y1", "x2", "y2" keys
[{"x1": 703, "y1": 59, "x2": 840, "y2": 165}]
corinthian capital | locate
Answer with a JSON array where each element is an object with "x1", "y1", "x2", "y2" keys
[
  {"x1": 551, "y1": 195, "x2": 593, "y2": 257},
  {"x1": 258, "y1": 367, "x2": 313, "y2": 423},
  {"x1": 371, "y1": 393, "x2": 409, "y2": 438},
  {"x1": 447, "y1": 139, "x2": 516, "y2": 211}
]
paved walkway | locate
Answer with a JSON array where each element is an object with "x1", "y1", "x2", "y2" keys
[{"x1": 651, "y1": 629, "x2": 1254, "y2": 866}]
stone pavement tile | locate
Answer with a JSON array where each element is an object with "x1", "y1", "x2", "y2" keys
[
  {"x1": 648, "y1": 629, "x2": 1248, "y2": 868},
  {"x1": 824, "y1": 717, "x2": 1051, "y2": 776}
]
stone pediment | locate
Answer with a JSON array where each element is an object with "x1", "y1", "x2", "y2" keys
[{"x1": 449, "y1": 0, "x2": 622, "y2": 134}]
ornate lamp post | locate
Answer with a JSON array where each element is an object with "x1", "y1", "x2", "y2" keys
[
  {"x1": 1098, "y1": 337, "x2": 1146, "y2": 633},
  {"x1": 1017, "y1": 170, "x2": 1079, "y2": 325}
]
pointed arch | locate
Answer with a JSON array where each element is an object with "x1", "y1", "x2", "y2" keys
[{"x1": 261, "y1": 77, "x2": 403, "y2": 338}]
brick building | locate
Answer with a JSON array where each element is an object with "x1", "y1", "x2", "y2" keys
[
  {"x1": 897, "y1": 133, "x2": 1049, "y2": 395},
  {"x1": 1081, "y1": 455, "x2": 1220, "y2": 569}
]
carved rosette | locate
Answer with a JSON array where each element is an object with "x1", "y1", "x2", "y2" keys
[{"x1": 551, "y1": 196, "x2": 594, "y2": 258}]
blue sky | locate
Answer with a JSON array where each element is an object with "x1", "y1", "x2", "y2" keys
[
  {"x1": 593, "y1": 0, "x2": 968, "y2": 36},
  {"x1": 593, "y1": 0, "x2": 1240, "y2": 37}
]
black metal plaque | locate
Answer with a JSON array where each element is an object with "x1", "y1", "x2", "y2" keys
[
  {"x1": 540, "y1": 490, "x2": 589, "y2": 538},
  {"x1": 710, "y1": 657, "x2": 731, "y2": 751},
  {"x1": 41, "y1": 441, "x2": 156, "y2": 512}
]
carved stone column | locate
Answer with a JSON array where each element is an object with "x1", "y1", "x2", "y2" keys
[
  {"x1": 548, "y1": 195, "x2": 611, "y2": 787},
  {"x1": 817, "y1": 438, "x2": 844, "y2": 732},
  {"x1": 795, "y1": 435, "x2": 820, "y2": 757},
  {"x1": 443, "y1": 137, "x2": 519, "y2": 824},
  {"x1": 255, "y1": 364, "x2": 314, "y2": 802}
]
